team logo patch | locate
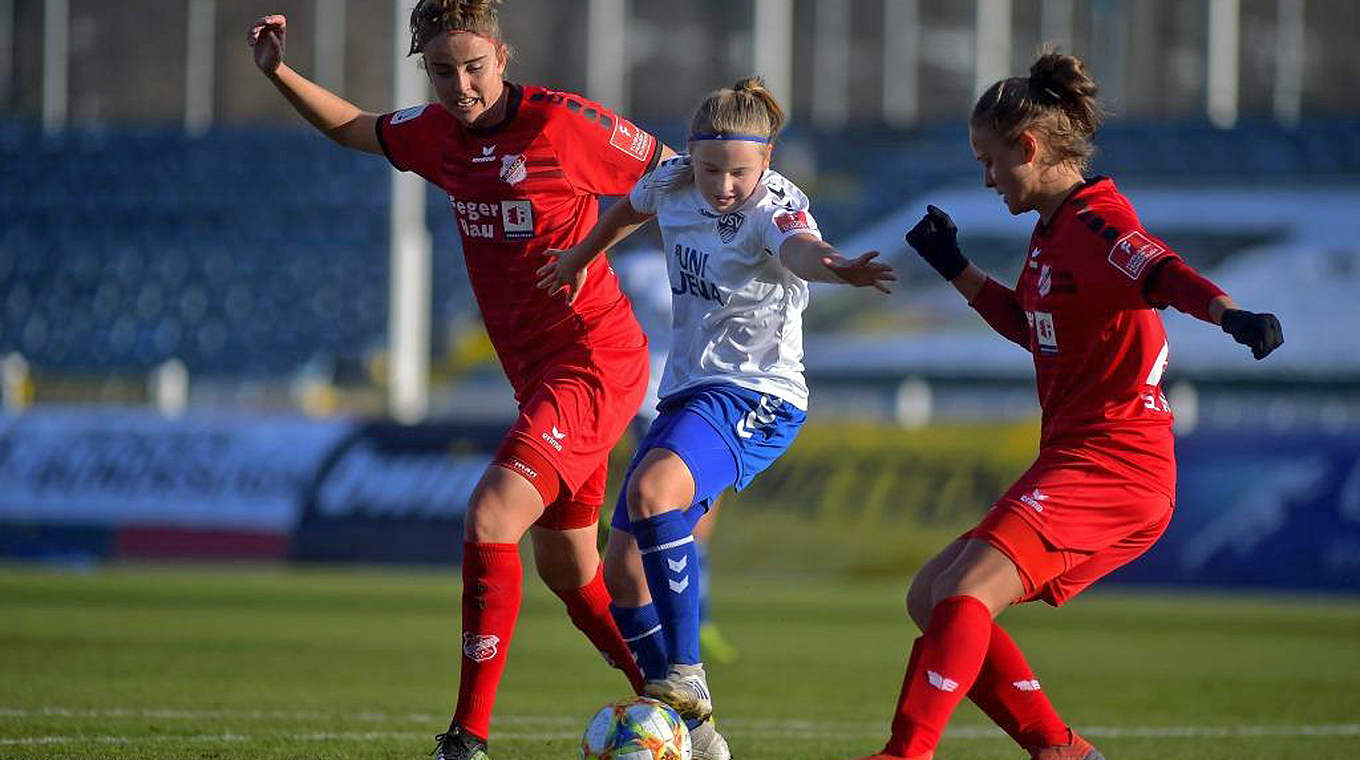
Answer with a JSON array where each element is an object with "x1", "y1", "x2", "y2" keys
[
  {"x1": 463, "y1": 632, "x2": 500, "y2": 663},
  {"x1": 609, "y1": 117, "x2": 654, "y2": 161},
  {"x1": 389, "y1": 104, "x2": 427, "y2": 125},
  {"x1": 1037, "y1": 263, "x2": 1052, "y2": 297},
  {"x1": 774, "y1": 210, "x2": 811, "y2": 234},
  {"x1": 1108, "y1": 230, "x2": 1164, "y2": 279},
  {"x1": 717, "y1": 212, "x2": 745, "y2": 243},
  {"x1": 499, "y1": 153, "x2": 526, "y2": 185}
]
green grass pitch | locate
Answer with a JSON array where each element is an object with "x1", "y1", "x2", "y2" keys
[{"x1": 2, "y1": 564, "x2": 1358, "y2": 759}]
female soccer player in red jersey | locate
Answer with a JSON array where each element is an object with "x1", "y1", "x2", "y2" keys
[
  {"x1": 843, "y1": 51, "x2": 1283, "y2": 760},
  {"x1": 249, "y1": 3, "x2": 677, "y2": 759}
]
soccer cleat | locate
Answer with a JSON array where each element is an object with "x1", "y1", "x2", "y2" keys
[
  {"x1": 644, "y1": 663, "x2": 713, "y2": 720},
  {"x1": 686, "y1": 716, "x2": 732, "y2": 760},
  {"x1": 699, "y1": 621, "x2": 740, "y2": 664},
  {"x1": 430, "y1": 725, "x2": 491, "y2": 760},
  {"x1": 1030, "y1": 731, "x2": 1105, "y2": 760}
]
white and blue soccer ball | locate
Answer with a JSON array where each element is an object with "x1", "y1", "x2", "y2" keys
[{"x1": 579, "y1": 696, "x2": 691, "y2": 760}]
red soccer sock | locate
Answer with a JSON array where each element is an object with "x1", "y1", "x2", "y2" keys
[
  {"x1": 968, "y1": 623, "x2": 1070, "y2": 750},
  {"x1": 884, "y1": 595, "x2": 993, "y2": 757},
  {"x1": 554, "y1": 564, "x2": 646, "y2": 693},
  {"x1": 454, "y1": 542, "x2": 523, "y2": 740}
]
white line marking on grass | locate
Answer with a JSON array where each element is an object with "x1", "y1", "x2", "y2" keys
[{"x1": 2, "y1": 709, "x2": 1359, "y2": 745}]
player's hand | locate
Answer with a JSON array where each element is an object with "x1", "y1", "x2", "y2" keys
[
  {"x1": 248, "y1": 14, "x2": 287, "y2": 74},
  {"x1": 536, "y1": 248, "x2": 589, "y2": 305},
  {"x1": 905, "y1": 204, "x2": 970, "y2": 281},
  {"x1": 824, "y1": 251, "x2": 897, "y2": 294},
  {"x1": 1220, "y1": 309, "x2": 1283, "y2": 360}
]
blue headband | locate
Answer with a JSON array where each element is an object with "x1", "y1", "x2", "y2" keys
[{"x1": 689, "y1": 132, "x2": 771, "y2": 144}]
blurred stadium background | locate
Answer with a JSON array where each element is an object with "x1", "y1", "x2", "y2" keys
[{"x1": 1, "y1": 2, "x2": 1359, "y2": 758}]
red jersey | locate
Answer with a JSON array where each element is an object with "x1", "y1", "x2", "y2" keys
[
  {"x1": 980, "y1": 178, "x2": 1181, "y2": 497},
  {"x1": 376, "y1": 83, "x2": 661, "y2": 392}
]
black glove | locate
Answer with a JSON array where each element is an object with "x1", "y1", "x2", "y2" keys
[
  {"x1": 905, "y1": 204, "x2": 970, "y2": 281},
  {"x1": 1220, "y1": 309, "x2": 1283, "y2": 360}
]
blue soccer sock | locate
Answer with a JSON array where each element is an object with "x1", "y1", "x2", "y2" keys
[
  {"x1": 632, "y1": 510, "x2": 702, "y2": 666},
  {"x1": 609, "y1": 602, "x2": 669, "y2": 682}
]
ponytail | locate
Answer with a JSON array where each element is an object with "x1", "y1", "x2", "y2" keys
[{"x1": 972, "y1": 49, "x2": 1104, "y2": 172}]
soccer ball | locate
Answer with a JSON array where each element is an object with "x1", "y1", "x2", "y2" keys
[{"x1": 579, "y1": 696, "x2": 691, "y2": 760}]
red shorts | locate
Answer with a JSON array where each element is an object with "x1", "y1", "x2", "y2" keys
[
  {"x1": 964, "y1": 452, "x2": 1174, "y2": 606},
  {"x1": 496, "y1": 345, "x2": 648, "y2": 530}
]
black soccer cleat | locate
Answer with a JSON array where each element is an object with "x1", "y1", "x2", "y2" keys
[{"x1": 431, "y1": 725, "x2": 491, "y2": 760}]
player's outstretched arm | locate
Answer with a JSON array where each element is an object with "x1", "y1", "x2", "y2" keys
[
  {"x1": 536, "y1": 197, "x2": 655, "y2": 304},
  {"x1": 1144, "y1": 258, "x2": 1283, "y2": 360},
  {"x1": 248, "y1": 14, "x2": 381, "y2": 155},
  {"x1": 778, "y1": 235, "x2": 896, "y2": 293},
  {"x1": 905, "y1": 205, "x2": 1030, "y2": 347}
]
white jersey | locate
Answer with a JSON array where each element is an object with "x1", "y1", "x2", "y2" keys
[{"x1": 628, "y1": 156, "x2": 821, "y2": 410}]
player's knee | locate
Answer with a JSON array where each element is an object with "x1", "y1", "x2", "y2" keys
[
  {"x1": 906, "y1": 576, "x2": 933, "y2": 629},
  {"x1": 463, "y1": 484, "x2": 520, "y2": 543},
  {"x1": 625, "y1": 472, "x2": 685, "y2": 521}
]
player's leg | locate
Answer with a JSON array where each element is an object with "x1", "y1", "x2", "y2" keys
[
  {"x1": 529, "y1": 484, "x2": 646, "y2": 693},
  {"x1": 906, "y1": 534, "x2": 1072, "y2": 755},
  {"x1": 851, "y1": 539, "x2": 1021, "y2": 760},
  {"x1": 442, "y1": 454, "x2": 551, "y2": 758},
  {"x1": 626, "y1": 446, "x2": 711, "y2": 716},
  {"x1": 603, "y1": 523, "x2": 671, "y2": 682}
]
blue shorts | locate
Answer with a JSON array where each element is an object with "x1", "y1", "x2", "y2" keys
[{"x1": 611, "y1": 384, "x2": 807, "y2": 533}]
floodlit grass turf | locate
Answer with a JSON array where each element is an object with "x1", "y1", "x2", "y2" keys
[{"x1": 2, "y1": 563, "x2": 1359, "y2": 759}]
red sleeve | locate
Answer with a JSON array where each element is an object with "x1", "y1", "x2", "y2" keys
[
  {"x1": 970, "y1": 277, "x2": 1031, "y2": 349},
  {"x1": 1075, "y1": 199, "x2": 1181, "y2": 309},
  {"x1": 1144, "y1": 257, "x2": 1227, "y2": 323},
  {"x1": 374, "y1": 103, "x2": 449, "y2": 184},
  {"x1": 545, "y1": 96, "x2": 660, "y2": 196}
]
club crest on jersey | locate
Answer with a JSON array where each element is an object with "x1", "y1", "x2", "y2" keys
[
  {"x1": 500, "y1": 153, "x2": 526, "y2": 185},
  {"x1": 715, "y1": 212, "x2": 745, "y2": 243},
  {"x1": 1038, "y1": 263, "x2": 1052, "y2": 297},
  {"x1": 1108, "y1": 231, "x2": 1164, "y2": 279},
  {"x1": 774, "y1": 209, "x2": 811, "y2": 234}
]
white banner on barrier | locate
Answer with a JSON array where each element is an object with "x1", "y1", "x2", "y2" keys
[{"x1": 0, "y1": 408, "x2": 355, "y2": 532}]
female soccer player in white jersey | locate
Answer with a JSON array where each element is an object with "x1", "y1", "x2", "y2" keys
[{"x1": 538, "y1": 77, "x2": 897, "y2": 759}]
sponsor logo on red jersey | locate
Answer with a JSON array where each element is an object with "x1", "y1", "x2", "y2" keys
[
  {"x1": 609, "y1": 117, "x2": 654, "y2": 161},
  {"x1": 1108, "y1": 231, "x2": 1163, "y2": 279},
  {"x1": 774, "y1": 210, "x2": 811, "y2": 234}
]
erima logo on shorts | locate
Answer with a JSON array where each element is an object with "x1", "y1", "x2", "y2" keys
[
  {"x1": 1020, "y1": 488, "x2": 1048, "y2": 513},
  {"x1": 463, "y1": 633, "x2": 500, "y2": 663},
  {"x1": 541, "y1": 426, "x2": 566, "y2": 451},
  {"x1": 1012, "y1": 679, "x2": 1042, "y2": 692}
]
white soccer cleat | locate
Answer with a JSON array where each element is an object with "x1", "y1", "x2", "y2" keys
[
  {"x1": 686, "y1": 716, "x2": 732, "y2": 760},
  {"x1": 643, "y1": 663, "x2": 714, "y2": 720}
]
